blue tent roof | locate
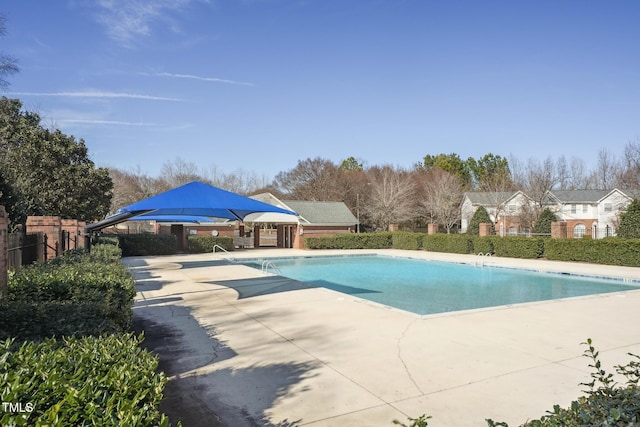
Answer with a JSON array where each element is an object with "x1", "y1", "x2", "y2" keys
[{"x1": 86, "y1": 181, "x2": 297, "y2": 232}]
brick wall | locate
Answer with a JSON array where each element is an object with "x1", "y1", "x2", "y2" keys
[{"x1": 26, "y1": 216, "x2": 62, "y2": 260}]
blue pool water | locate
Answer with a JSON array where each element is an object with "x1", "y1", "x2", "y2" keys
[{"x1": 245, "y1": 255, "x2": 640, "y2": 315}]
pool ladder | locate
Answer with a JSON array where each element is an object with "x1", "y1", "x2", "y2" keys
[
  {"x1": 476, "y1": 252, "x2": 492, "y2": 267},
  {"x1": 261, "y1": 260, "x2": 282, "y2": 276},
  {"x1": 213, "y1": 244, "x2": 236, "y2": 263}
]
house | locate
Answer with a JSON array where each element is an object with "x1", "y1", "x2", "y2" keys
[
  {"x1": 461, "y1": 191, "x2": 535, "y2": 236},
  {"x1": 543, "y1": 189, "x2": 635, "y2": 238},
  {"x1": 245, "y1": 193, "x2": 358, "y2": 249}
]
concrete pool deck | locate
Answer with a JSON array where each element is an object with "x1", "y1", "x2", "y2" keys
[{"x1": 126, "y1": 249, "x2": 640, "y2": 427}]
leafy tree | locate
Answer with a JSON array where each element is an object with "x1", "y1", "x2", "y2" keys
[
  {"x1": 340, "y1": 156, "x2": 364, "y2": 171},
  {"x1": 533, "y1": 207, "x2": 557, "y2": 235},
  {"x1": 422, "y1": 153, "x2": 472, "y2": 188},
  {"x1": 467, "y1": 206, "x2": 492, "y2": 235},
  {"x1": 0, "y1": 97, "x2": 112, "y2": 226},
  {"x1": 617, "y1": 198, "x2": 640, "y2": 238},
  {"x1": 467, "y1": 153, "x2": 512, "y2": 191}
]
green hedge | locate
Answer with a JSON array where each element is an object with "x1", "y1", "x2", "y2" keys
[
  {"x1": 187, "y1": 235, "x2": 234, "y2": 253},
  {"x1": 471, "y1": 236, "x2": 495, "y2": 254},
  {"x1": 422, "y1": 234, "x2": 473, "y2": 254},
  {"x1": 392, "y1": 232, "x2": 425, "y2": 250},
  {"x1": 544, "y1": 238, "x2": 640, "y2": 267},
  {"x1": 305, "y1": 232, "x2": 393, "y2": 249},
  {"x1": 116, "y1": 234, "x2": 178, "y2": 256},
  {"x1": 492, "y1": 236, "x2": 545, "y2": 259},
  {"x1": 0, "y1": 247, "x2": 136, "y2": 340},
  {"x1": 0, "y1": 334, "x2": 173, "y2": 426}
]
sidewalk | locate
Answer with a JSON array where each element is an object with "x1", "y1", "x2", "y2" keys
[{"x1": 126, "y1": 249, "x2": 640, "y2": 427}]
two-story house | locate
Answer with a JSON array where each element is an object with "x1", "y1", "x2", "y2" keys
[{"x1": 461, "y1": 191, "x2": 536, "y2": 236}]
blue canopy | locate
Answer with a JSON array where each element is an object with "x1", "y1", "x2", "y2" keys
[
  {"x1": 127, "y1": 214, "x2": 216, "y2": 223},
  {"x1": 86, "y1": 181, "x2": 297, "y2": 232}
]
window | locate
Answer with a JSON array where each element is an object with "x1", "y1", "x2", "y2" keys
[
  {"x1": 574, "y1": 223, "x2": 586, "y2": 238},
  {"x1": 571, "y1": 204, "x2": 577, "y2": 214},
  {"x1": 604, "y1": 203, "x2": 612, "y2": 212},
  {"x1": 583, "y1": 204, "x2": 588, "y2": 214},
  {"x1": 507, "y1": 205, "x2": 517, "y2": 215},
  {"x1": 508, "y1": 226, "x2": 517, "y2": 236}
]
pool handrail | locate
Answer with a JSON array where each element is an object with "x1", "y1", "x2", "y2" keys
[{"x1": 213, "y1": 244, "x2": 236, "y2": 263}]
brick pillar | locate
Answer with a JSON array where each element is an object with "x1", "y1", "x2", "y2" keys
[
  {"x1": 0, "y1": 206, "x2": 8, "y2": 295},
  {"x1": 551, "y1": 221, "x2": 567, "y2": 239},
  {"x1": 26, "y1": 216, "x2": 62, "y2": 260},
  {"x1": 427, "y1": 223, "x2": 439, "y2": 235},
  {"x1": 253, "y1": 225, "x2": 260, "y2": 248},
  {"x1": 388, "y1": 224, "x2": 399, "y2": 232},
  {"x1": 479, "y1": 222, "x2": 493, "y2": 237}
]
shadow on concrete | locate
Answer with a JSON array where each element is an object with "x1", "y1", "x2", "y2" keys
[
  {"x1": 132, "y1": 283, "x2": 320, "y2": 426},
  {"x1": 208, "y1": 276, "x2": 380, "y2": 300}
]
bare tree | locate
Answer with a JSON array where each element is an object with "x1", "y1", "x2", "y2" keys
[
  {"x1": 589, "y1": 149, "x2": 621, "y2": 189},
  {"x1": 363, "y1": 165, "x2": 417, "y2": 231},
  {"x1": 421, "y1": 169, "x2": 463, "y2": 233},
  {"x1": 108, "y1": 166, "x2": 164, "y2": 214},
  {"x1": 511, "y1": 156, "x2": 557, "y2": 207},
  {"x1": 274, "y1": 157, "x2": 342, "y2": 200},
  {"x1": 160, "y1": 157, "x2": 204, "y2": 188},
  {"x1": 0, "y1": 16, "x2": 19, "y2": 91},
  {"x1": 618, "y1": 140, "x2": 640, "y2": 189}
]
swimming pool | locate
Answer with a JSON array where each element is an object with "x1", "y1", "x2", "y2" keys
[{"x1": 244, "y1": 255, "x2": 640, "y2": 315}]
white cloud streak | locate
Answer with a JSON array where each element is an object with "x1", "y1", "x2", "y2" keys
[
  {"x1": 10, "y1": 91, "x2": 183, "y2": 101},
  {"x1": 60, "y1": 119, "x2": 156, "y2": 126},
  {"x1": 150, "y1": 72, "x2": 255, "y2": 86}
]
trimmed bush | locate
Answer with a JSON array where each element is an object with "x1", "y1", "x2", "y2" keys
[
  {"x1": 471, "y1": 236, "x2": 495, "y2": 254},
  {"x1": 533, "y1": 208, "x2": 557, "y2": 235},
  {"x1": 617, "y1": 198, "x2": 640, "y2": 238},
  {"x1": 117, "y1": 234, "x2": 177, "y2": 256},
  {"x1": 392, "y1": 232, "x2": 425, "y2": 250},
  {"x1": 0, "y1": 334, "x2": 173, "y2": 426},
  {"x1": 0, "y1": 248, "x2": 136, "y2": 340},
  {"x1": 544, "y1": 237, "x2": 640, "y2": 267},
  {"x1": 188, "y1": 235, "x2": 234, "y2": 253},
  {"x1": 467, "y1": 206, "x2": 492, "y2": 235},
  {"x1": 305, "y1": 232, "x2": 393, "y2": 249},
  {"x1": 423, "y1": 234, "x2": 473, "y2": 254},
  {"x1": 492, "y1": 236, "x2": 545, "y2": 259}
]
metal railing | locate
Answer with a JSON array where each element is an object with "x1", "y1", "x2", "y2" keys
[
  {"x1": 212, "y1": 244, "x2": 236, "y2": 262},
  {"x1": 476, "y1": 252, "x2": 492, "y2": 267},
  {"x1": 261, "y1": 260, "x2": 281, "y2": 275}
]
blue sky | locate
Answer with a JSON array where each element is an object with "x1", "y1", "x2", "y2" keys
[{"x1": 3, "y1": 1, "x2": 639, "y2": 180}]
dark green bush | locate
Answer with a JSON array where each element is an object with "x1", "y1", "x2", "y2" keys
[
  {"x1": 544, "y1": 238, "x2": 640, "y2": 267},
  {"x1": 392, "y1": 232, "x2": 425, "y2": 250},
  {"x1": 117, "y1": 233, "x2": 177, "y2": 256},
  {"x1": 492, "y1": 237, "x2": 545, "y2": 259},
  {"x1": 0, "y1": 334, "x2": 174, "y2": 426},
  {"x1": 423, "y1": 234, "x2": 473, "y2": 254},
  {"x1": 1, "y1": 249, "x2": 136, "y2": 340},
  {"x1": 617, "y1": 198, "x2": 640, "y2": 238},
  {"x1": 467, "y1": 206, "x2": 492, "y2": 235},
  {"x1": 305, "y1": 232, "x2": 393, "y2": 249},
  {"x1": 188, "y1": 235, "x2": 234, "y2": 253},
  {"x1": 533, "y1": 208, "x2": 557, "y2": 235},
  {"x1": 471, "y1": 236, "x2": 495, "y2": 254}
]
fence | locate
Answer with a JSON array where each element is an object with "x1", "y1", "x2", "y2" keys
[{"x1": 7, "y1": 232, "x2": 48, "y2": 271}]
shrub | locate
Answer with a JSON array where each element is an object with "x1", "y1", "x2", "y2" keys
[
  {"x1": 492, "y1": 237, "x2": 545, "y2": 259},
  {"x1": 423, "y1": 234, "x2": 473, "y2": 254},
  {"x1": 392, "y1": 232, "x2": 425, "y2": 250},
  {"x1": 188, "y1": 235, "x2": 234, "y2": 253},
  {"x1": 305, "y1": 232, "x2": 393, "y2": 249},
  {"x1": 0, "y1": 334, "x2": 175, "y2": 426},
  {"x1": 617, "y1": 198, "x2": 640, "y2": 238},
  {"x1": 117, "y1": 234, "x2": 177, "y2": 256},
  {"x1": 467, "y1": 206, "x2": 492, "y2": 235},
  {"x1": 472, "y1": 236, "x2": 495, "y2": 254},
  {"x1": 544, "y1": 237, "x2": 640, "y2": 267},
  {"x1": 533, "y1": 208, "x2": 557, "y2": 235},
  {"x1": 0, "y1": 249, "x2": 136, "y2": 340}
]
